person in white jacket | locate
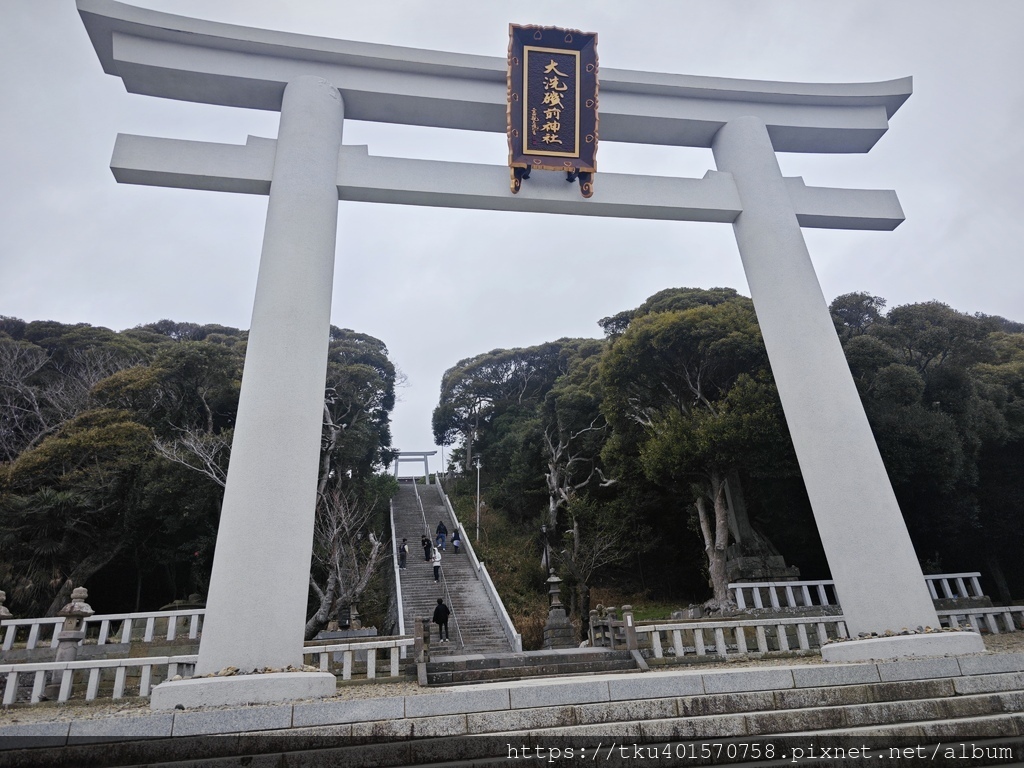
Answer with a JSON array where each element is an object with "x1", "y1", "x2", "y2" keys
[{"x1": 432, "y1": 547, "x2": 442, "y2": 583}]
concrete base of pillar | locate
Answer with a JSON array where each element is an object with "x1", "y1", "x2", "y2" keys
[
  {"x1": 150, "y1": 672, "x2": 336, "y2": 710},
  {"x1": 821, "y1": 631, "x2": 985, "y2": 663}
]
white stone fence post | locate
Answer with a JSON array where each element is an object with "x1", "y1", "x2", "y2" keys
[
  {"x1": 2, "y1": 636, "x2": 416, "y2": 706},
  {"x1": 728, "y1": 572, "x2": 989, "y2": 611},
  {"x1": 635, "y1": 616, "x2": 850, "y2": 661},
  {"x1": 2, "y1": 608, "x2": 205, "y2": 652}
]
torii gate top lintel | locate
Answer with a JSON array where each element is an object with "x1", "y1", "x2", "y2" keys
[{"x1": 78, "y1": 0, "x2": 910, "y2": 153}]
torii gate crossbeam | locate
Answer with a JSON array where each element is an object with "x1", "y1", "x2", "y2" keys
[{"x1": 76, "y1": 0, "x2": 983, "y2": 708}]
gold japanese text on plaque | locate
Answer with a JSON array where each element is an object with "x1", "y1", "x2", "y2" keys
[{"x1": 507, "y1": 24, "x2": 598, "y2": 198}]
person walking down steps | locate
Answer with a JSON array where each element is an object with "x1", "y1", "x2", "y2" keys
[
  {"x1": 432, "y1": 546, "x2": 442, "y2": 582},
  {"x1": 436, "y1": 520, "x2": 448, "y2": 551},
  {"x1": 433, "y1": 598, "x2": 450, "y2": 643},
  {"x1": 398, "y1": 538, "x2": 408, "y2": 570}
]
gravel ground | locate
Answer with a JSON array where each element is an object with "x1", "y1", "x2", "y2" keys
[{"x1": 2, "y1": 632, "x2": 1022, "y2": 726}]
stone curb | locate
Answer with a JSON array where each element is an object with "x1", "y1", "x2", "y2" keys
[{"x1": 3, "y1": 651, "x2": 1024, "y2": 748}]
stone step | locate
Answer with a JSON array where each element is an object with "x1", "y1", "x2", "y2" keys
[
  {"x1": 424, "y1": 648, "x2": 639, "y2": 686},
  {"x1": 8, "y1": 664, "x2": 1024, "y2": 765},
  {"x1": 392, "y1": 482, "x2": 513, "y2": 656},
  {"x1": 427, "y1": 648, "x2": 635, "y2": 672},
  {"x1": 428, "y1": 658, "x2": 639, "y2": 686}
]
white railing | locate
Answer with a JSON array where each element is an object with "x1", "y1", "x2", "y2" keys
[
  {"x1": 926, "y1": 572, "x2": 984, "y2": 600},
  {"x1": 435, "y1": 476, "x2": 523, "y2": 652},
  {"x1": 1, "y1": 655, "x2": 197, "y2": 706},
  {"x1": 303, "y1": 636, "x2": 414, "y2": 680},
  {"x1": 729, "y1": 579, "x2": 839, "y2": 610},
  {"x1": 389, "y1": 497, "x2": 407, "y2": 657},
  {"x1": 939, "y1": 606, "x2": 1024, "y2": 634},
  {"x1": 2, "y1": 635, "x2": 417, "y2": 707},
  {"x1": 87, "y1": 609, "x2": 204, "y2": 645},
  {"x1": 636, "y1": 615, "x2": 849, "y2": 661},
  {"x1": 1, "y1": 617, "x2": 64, "y2": 651},
  {"x1": 2, "y1": 609, "x2": 205, "y2": 652},
  {"x1": 729, "y1": 572, "x2": 988, "y2": 611}
]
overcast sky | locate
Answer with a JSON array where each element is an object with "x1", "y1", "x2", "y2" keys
[{"x1": 2, "y1": 1, "x2": 1023, "y2": 471}]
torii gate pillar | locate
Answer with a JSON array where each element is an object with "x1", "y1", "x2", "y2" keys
[
  {"x1": 152, "y1": 76, "x2": 343, "y2": 707},
  {"x1": 713, "y1": 117, "x2": 940, "y2": 637}
]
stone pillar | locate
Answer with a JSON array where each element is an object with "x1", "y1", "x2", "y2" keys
[
  {"x1": 621, "y1": 604, "x2": 638, "y2": 651},
  {"x1": 195, "y1": 76, "x2": 345, "y2": 675},
  {"x1": 542, "y1": 570, "x2": 576, "y2": 649},
  {"x1": 711, "y1": 116, "x2": 943, "y2": 637},
  {"x1": 45, "y1": 587, "x2": 93, "y2": 700}
]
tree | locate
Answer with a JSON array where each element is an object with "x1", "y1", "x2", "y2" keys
[
  {"x1": 554, "y1": 494, "x2": 638, "y2": 639},
  {"x1": 305, "y1": 476, "x2": 396, "y2": 640},
  {"x1": 0, "y1": 409, "x2": 153, "y2": 615},
  {"x1": 831, "y1": 296, "x2": 1024, "y2": 593},
  {"x1": 539, "y1": 340, "x2": 613, "y2": 528},
  {"x1": 600, "y1": 291, "x2": 792, "y2": 602},
  {"x1": 432, "y1": 342, "x2": 579, "y2": 472}
]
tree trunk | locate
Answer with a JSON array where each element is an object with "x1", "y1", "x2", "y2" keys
[
  {"x1": 711, "y1": 473, "x2": 731, "y2": 602},
  {"x1": 304, "y1": 572, "x2": 338, "y2": 641},
  {"x1": 577, "y1": 582, "x2": 591, "y2": 642},
  {"x1": 724, "y1": 470, "x2": 754, "y2": 546},
  {"x1": 986, "y1": 554, "x2": 1012, "y2": 605},
  {"x1": 45, "y1": 546, "x2": 122, "y2": 617},
  {"x1": 695, "y1": 473, "x2": 731, "y2": 604}
]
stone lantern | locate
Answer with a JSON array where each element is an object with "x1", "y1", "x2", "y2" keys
[
  {"x1": 542, "y1": 570, "x2": 576, "y2": 649},
  {"x1": 44, "y1": 587, "x2": 94, "y2": 700}
]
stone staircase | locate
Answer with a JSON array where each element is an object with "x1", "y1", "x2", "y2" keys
[
  {"x1": 392, "y1": 481, "x2": 512, "y2": 656},
  {"x1": 426, "y1": 647, "x2": 639, "y2": 685}
]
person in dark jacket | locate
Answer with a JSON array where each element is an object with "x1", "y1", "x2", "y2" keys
[
  {"x1": 452, "y1": 529, "x2": 461, "y2": 554},
  {"x1": 398, "y1": 538, "x2": 408, "y2": 570},
  {"x1": 421, "y1": 534, "x2": 431, "y2": 561},
  {"x1": 432, "y1": 598, "x2": 450, "y2": 642},
  {"x1": 435, "y1": 520, "x2": 448, "y2": 551}
]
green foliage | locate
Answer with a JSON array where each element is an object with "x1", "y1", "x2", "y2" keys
[
  {"x1": 828, "y1": 295, "x2": 1024, "y2": 588},
  {"x1": 0, "y1": 315, "x2": 399, "y2": 618},
  {"x1": 442, "y1": 284, "x2": 1024, "y2": 617}
]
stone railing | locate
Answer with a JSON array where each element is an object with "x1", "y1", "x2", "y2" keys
[
  {"x1": 2, "y1": 608, "x2": 205, "y2": 652},
  {"x1": 635, "y1": 615, "x2": 850, "y2": 661},
  {"x1": 1, "y1": 655, "x2": 197, "y2": 706},
  {"x1": 1, "y1": 617, "x2": 64, "y2": 652},
  {"x1": 938, "y1": 606, "x2": 1024, "y2": 634},
  {"x1": 303, "y1": 636, "x2": 414, "y2": 680},
  {"x1": 2, "y1": 636, "x2": 416, "y2": 707},
  {"x1": 729, "y1": 572, "x2": 988, "y2": 611},
  {"x1": 434, "y1": 475, "x2": 523, "y2": 653},
  {"x1": 926, "y1": 572, "x2": 985, "y2": 600},
  {"x1": 729, "y1": 579, "x2": 839, "y2": 610}
]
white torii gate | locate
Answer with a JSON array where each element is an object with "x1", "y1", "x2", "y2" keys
[
  {"x1": 393, "y1": 451, "x2": 437, "y2": 484},
  {"x1": 77, "y1": 0, "x2": 982, "y2": 707}
]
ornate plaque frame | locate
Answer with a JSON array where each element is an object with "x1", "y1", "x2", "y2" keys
[{"x1": 507, "y1": 24, "x2": 598, "y2": 197}]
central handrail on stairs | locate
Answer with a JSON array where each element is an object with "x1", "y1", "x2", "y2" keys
[
  {"x1": 434, "y1": 474, "x2": 523, "y2": 653},
  {"x1": 388, "y1": 497, "x2": 407, "y2": 658}
]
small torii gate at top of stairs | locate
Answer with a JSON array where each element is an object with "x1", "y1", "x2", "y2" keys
[{"x1": 393, "y1": 451, "x2": 437, "y2": 484}]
